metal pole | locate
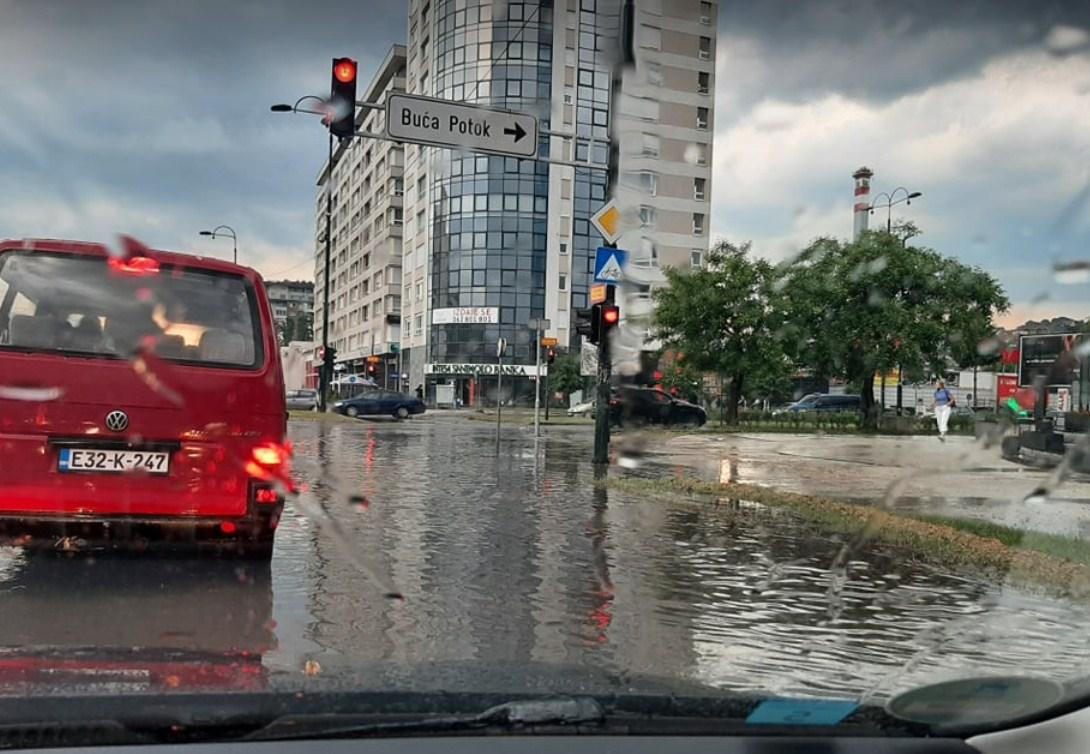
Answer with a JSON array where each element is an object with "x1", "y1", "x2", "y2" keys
[
  {"x1": 233, "y1": 237, "x2": 238, "y2": 265},
  {"x1": 897, "y1": 365, "x2": 903, "y2": 414},
  {"x1": 533, "y1": 328, "x2": 542, "y2": 437},
  {"x1": 544, "y1": 368, "x2": 550, "y2": 421},
  {"x1": 318, "y1": 132, "x2": 334, "y2": 412},
  {"x1": 496, "y1": 354, "x2": 503, "y2": 452},
  {"x1": 593, "y1": 303, "x2": 612, "y2": 465}
]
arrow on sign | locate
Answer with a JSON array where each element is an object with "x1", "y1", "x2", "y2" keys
[{"x1": 503, "y1": 123, "x2": 527, "y2": 142}]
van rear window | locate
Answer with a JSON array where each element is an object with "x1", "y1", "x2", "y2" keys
[{"x1": 0, "y1": 251, "x2": 263, "y2": 368}]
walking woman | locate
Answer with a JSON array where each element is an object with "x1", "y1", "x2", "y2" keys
[{"x1": 932, "y1": 379, "x2": 956, "y2": 441}]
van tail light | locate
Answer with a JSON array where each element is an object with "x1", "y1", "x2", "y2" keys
[
  {"x1": 253, "y1": 486, "x2": 281, "y2": 505},
  {"x1": 108, "y1": 256, "x2": 160, "y2": 276}
]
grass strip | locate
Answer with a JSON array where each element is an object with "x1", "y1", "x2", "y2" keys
[
  {"x1": 288, "y1": 410, "x2": 358, "y2": 423},
  {"x1": 600, "y1": 476, "x2": 1090, "y2": 595}
]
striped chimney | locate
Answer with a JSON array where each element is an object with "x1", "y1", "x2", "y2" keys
[{"x1": 852, "y1": 166, "x2": 873, "y2": 240}]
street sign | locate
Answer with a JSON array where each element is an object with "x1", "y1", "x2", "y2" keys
[
  {"x1": 590, "y1": 283, "x2": 608, "y2": 304},
  {"x1": 541, "y1": 337, "x2": 558, "y2": 347},
  {"x1": 528, "y1": 318, "x2": 551, "y2": 331},
  {"x1": 366, "y1": 355, "x2": 382, "y2": 363},
  {"x1": 590, "y1": 200, "x2": 622, "y2": 244},
  {"x1": 385, "y1": 93, "x2": 538, "y2": 158},
  {"x1": 594, "y1": 246, "x2": 628, "y2": 283}
]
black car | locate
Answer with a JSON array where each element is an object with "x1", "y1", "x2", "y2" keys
[
  {"x1": 609, "y1": 386, "x2": 707, "y2": 428},
  {"x1": 777, "y1": 394, "x2": 863, "y2": 413},
  {"x1": 333, "y1": 390, "x2": 427, "y2": 419}
]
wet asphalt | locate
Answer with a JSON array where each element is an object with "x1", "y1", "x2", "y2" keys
[{"x1": 1, "y1": 414, "x2": 1089, "y2": 703}]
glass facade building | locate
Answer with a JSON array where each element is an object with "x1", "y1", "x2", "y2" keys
[{"x1": 427, "y1": 0, "x2": 555, "y2": 366}]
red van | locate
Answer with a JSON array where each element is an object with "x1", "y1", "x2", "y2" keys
[{"x1": 0, "y1": 238, "x2": 289, "y2": 558}]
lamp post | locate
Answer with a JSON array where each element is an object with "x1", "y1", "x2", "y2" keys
[
  {"x1": 868, "y1": 187, "x2": 922, "y2": 415},
  {"x1": 271, "y1": 96, "x2": 338, "y2": 412},
  {"x1": 198, "y1": 225, "x2": 238, "y2": 264}
]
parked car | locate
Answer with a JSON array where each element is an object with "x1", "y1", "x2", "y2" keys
[
  {"x1": 285, "y1": 388, "x2": 319, "y2": 411},
  {"x1": 333, "y1": 390, "x2": 426, "y2": 419},
  {"x1": 609, "y1": 386, "x2": 706, "y2": 428},
  {"x1": 0, "y1": 237, "x2": 287, "y2": 558},
  {"x1": 567, "y1": 398, "x2": 595, "y2": 417},
  {"x1": 777, "y1": 394, "x2": 863, "y2": 414}
]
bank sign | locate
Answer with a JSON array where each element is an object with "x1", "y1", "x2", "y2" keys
[{"x1": 426, "y1": 363, "x2": 546, "y2": 377}]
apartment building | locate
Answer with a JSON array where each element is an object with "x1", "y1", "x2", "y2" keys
[
  {"x1": 314, "y1": 45, "x2": 407, "y2": 387},
  {"x1": 265, "y1": 279, "x2": 314, "y2": 340}
]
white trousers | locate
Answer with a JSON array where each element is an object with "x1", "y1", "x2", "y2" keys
[{"x1": 935, "y1": 404, "x2": 951, "y2": 435}]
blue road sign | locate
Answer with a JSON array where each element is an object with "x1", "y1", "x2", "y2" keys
[{"x1": 594, "y1": 247, "x2": 628, "y2": 284}]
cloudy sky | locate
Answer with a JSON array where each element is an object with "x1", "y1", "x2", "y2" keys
[{"x1": 1, "y1": 0, "x2": 1088, "y2": 326}]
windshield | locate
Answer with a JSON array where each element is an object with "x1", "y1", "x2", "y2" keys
[
  {"x1": 2, "y1": 0, "x2": 1090, "y2": 744},
  {"x1": 0, "y1": 251, "x2": 262, "y2": 368}
]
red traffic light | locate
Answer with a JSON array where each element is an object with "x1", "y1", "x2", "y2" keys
[
  {"x1": 601, "y1": 305, "x2": 620, "y2": 326},
  {"x1": 334, "y1": 59, "x2": 357, "y2": 83}
]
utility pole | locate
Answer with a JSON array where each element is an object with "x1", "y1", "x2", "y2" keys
[
  {"x1": 496, "y1": 338, "x2": 506, "y2": 453},
  {"x1": 529, "y1": 318, "x2": 549, "y2": 437},
  {"x1": 318, "y1": 131, "x2": 334, "y2": 412},
  {"x1": 592, "y1": 287, "x2": 615, "y2": 464}
]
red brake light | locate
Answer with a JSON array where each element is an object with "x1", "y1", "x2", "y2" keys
[
  {"x1": 220, "y1": 521, "x2": 237, "y2": 535},
  {"x1": 252, "y1": 443, "x2": 287, "y2": 467},
  {"x1": 334, "y1": 60, "x2": 357, "y2": 83},
  {"x1": 108, "y1": 256, "x2": 160, "y2": 276}
]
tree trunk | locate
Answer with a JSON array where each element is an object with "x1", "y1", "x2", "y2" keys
[
  {"x1": 718, "y1": 373, "x2": 727, "y2": 427},
  {"x1": 727, "y1": 374, "x2": 744, "y2": 425},
  {"x1": 860, "y1": 371, "x2": 879, "y2": 431}
]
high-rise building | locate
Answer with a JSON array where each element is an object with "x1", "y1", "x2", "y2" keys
[
  {"x1": 265, "y1": 279, "x2": 314, "y2": 342},
  {"x1": 317, "y1": 2, "x2": 716, "y2": 402},
  {"x1": 315, "y1": 45, "x2": 408, "y2": 388}
]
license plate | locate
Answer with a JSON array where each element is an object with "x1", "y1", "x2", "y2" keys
[{"x1": 57, "y1": 448, "x2": 171, "y2": 475}]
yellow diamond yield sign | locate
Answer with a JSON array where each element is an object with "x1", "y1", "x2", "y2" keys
[{"x1": 590, "y1": 200, "x2": 622, "y2": 244}]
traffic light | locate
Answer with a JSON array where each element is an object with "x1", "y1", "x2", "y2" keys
[
  {"x1": 546, "y1": 348, "x2": 556, "y2": 364},
  {"x1": 575, "y1": 308, "x2": 596, "y2": 343},
  {"x1": 600, "y1": 303, "x2": 620, "y2": 334},
  {"x1": 323, "y1": 345, "x2": 337, "y2": 373},
  {"x1": 367, "y1": 363, "x2": 377, "y2": 376},
  {"x1": 329, "y1": 57, "x2": 358, "y2": 138}
]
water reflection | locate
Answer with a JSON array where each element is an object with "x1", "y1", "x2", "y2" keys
[
  {"x1": 0, "y1": 553, "x2": 272, "y2": 695},
  {"x1": 3, "y1": 419, "x2": 1090, "y2": 703}
]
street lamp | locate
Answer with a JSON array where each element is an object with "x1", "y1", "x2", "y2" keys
[
  {"x1": 272, "y1": 94, "x2": 339, "y2": 412},
  {"x1": 868, "y1": 188, "x2": 922, "y2": 234},
  {"x1": 199, "y1": 225, "x2": 238, "y2": 264},
  {"x1": 868, "y1": 187, "x2": 922, "y2": 416}
]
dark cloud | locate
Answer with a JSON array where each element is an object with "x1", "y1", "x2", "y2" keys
[{"x1": 717, "y1": 0, "x2": 1090, "y2": 116}]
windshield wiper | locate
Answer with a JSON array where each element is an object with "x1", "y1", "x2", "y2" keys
[{"x1": 245, "y1": 696, "x2": 605, "y2": 741}]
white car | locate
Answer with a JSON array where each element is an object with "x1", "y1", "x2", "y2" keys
[{"x1": 567, "y1": 399, "x2": 595, "y2": 417}]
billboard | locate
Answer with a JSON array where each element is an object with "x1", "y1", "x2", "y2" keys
[
  {"x1": 1018, "y1": 333, "x2": 1083, "y2": 387},
  {"x1": 432, "y1": 307, "x2": 499, "y2": 325}
]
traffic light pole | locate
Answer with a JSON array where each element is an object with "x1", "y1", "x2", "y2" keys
[
  {"x1": 593, "y1": 300, "x2": 613, "y2": 465},
  {"x1": 533, "y1": 329, "x2": 542, "y2": 437},
  {"x1": 318, "y1": 131, "x2": 334, "y2": 412}
]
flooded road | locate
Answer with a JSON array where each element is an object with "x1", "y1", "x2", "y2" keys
[{"x1": 2, "y1": 416, "x2": 1090, "y2": 703}]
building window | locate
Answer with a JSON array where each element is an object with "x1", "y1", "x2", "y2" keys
[
  {"x1": 698, "y1": 71, "x2": 710, "y2": 94},
  {"x1": 694, "y1": 177, "x2": 706, "y2": 200},
  {"x1": 646, "y1": 61, "x2": 662, "y2": 86},
  {"x1": 416, "y1": 209, "x2": 426, "y2": 234},
  {"x1": 641, "y1": 133, "x2": 660, "y2": 157},
  {"x1": 692, "y1": 213, "x2": 705, "y2": 235},
  {"x1": 638, "y1": 205, "x2": 656, "y2": 228},
  {"x1": 414, "y1": 314, "x2": 423, "y2": 335},
  {"x1": 700, "y1": 1, "x2": 713, "y2": 24},
  {"x1": 691, "y1": 249, "x2": 703, "y2": 268},
  {"x1": 697, "y1": 107, "x2": 709, "y2": 130},
  {"x1": 415, "y1": 281, "x2": 423, "y2": 300},
  {"x1": 558, "y1": 274, "x2": 567, "y2": 291},
  {"x1": 638, "y1": 25, "x2": 661, "y2": 50},
  {"x1": 563, "y1": 92, "x2": 573, "y2": 104},
  {"x1": 417, "y1": 175, "x2": 426, "y2": 200},
  {"x1": 559, "y1": 241, "x2": 568, "y2": 254},
  {"x1": 637, "y1": 171, "x2": 657, "y2": 196},
  {"x1": 699, "y1": 36, "x2": 712, "y2": 60}
]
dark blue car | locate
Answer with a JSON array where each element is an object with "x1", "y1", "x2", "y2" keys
[{"x1": 333, "y1": 390, "x2": 426, "y2": 419}]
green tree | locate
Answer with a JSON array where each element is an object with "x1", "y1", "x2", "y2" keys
[
  {"x1": 549, "y1": 352, "x2": 587, "y2": 399},
  {"x1": 780, "y1": 232, "x2": 1009, "y2": 429},
  {"x1": 653, "y1": 240, "x2": 790, "y2": 424}
]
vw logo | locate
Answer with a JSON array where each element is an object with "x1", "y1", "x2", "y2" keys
[{"x1": 104, "y1": 410, "x2": 129, "y2": 432}]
